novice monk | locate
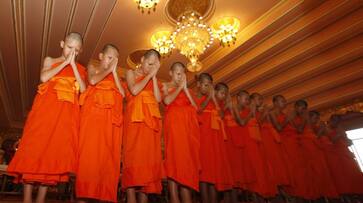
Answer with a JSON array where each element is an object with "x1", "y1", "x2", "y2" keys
[
  {"x1": 302, "y1": 111, "x2": 338, "y2": 199},
  {"x1": 223, "y1": 92, "x2": 246, "y2": 202},
  {"x1": 76, "y1": 44, "x2": 125, "y2": 202},
  {"x1": 245, "y1": 93, "x2": 277, "y2": 199},
  {"x1": 255, "y1": 94, "x2": 290, "y2": 192},
  {"x1": 162, "y1": 62, "x2": 200, "y2": 203},
  {"x1": 7, "y1": 32, "x2": 86, "y2": 203},
  {"x1": 270, "y1": 98, "x2": 310, "y2": 199},
  {"x1": 195, "y1": 73, "x2": 219, "y2": 203},
  {"x1": 123, "y1": 49, "x2": 163, "y2": 203},
  {"x1": 325, "y1": 115, "x2": 363, "y2": 196},
  {"x1": 234, "y1": 90, "x2": 257, "y2": 191}
]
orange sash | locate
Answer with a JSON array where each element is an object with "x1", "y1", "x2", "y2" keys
[
  {"x1": 204, "y1": 109, "x2": 227, "y2": 140},
  {"x1": 248, "y1": 118, "x2": 262, "y2": 141},
  {"x1": 131, "y1": 91, "x2": 161, "y2": 130},
  {"x1": 80, "y1": 80, "x2": 117, "y2": 107},
  {"x1": 38, "y1": 76, "x2": 79, "y2": 103}
]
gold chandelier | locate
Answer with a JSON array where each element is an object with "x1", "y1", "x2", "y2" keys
[
  {"x1": 150, "y1": 31, "x2": 174, "y2": 56},
  {"x1": 148, "y1": 10, "x2": 241, "y2": 72},
  {"x1": 171, "y1": 11, "x2": 214, "y2": 72},
  {"x1": 212, "y1": 17, "x2": 240, "y2": 46},
  {"x1": 135, "y1": 0, "x2": 159, "y2": 13}
]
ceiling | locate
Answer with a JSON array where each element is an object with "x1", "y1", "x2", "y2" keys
[{"x1": 0, "y1": 0, "x2": 362, "y2": 129}]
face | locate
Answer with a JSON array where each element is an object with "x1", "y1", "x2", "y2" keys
[
  {"x1": 61, "y1": 39, "x2": 82, "y2": 58},
  {"x1": 274, "y1": 96, "x2": 287, "y2": 109},
  {"x1": 215, "y1": 87, "x2": 228, "y2": 101},
  {"x1": 310, "y1": 113, "x2": 320, "y2": 124},
  {"x1": 99, "y1": 48, "x2": 119, "y2": 67},
  {"x1": 328, "y1": 116, "x2": 339, "y2": 128},
  {"x1": 237, "y1": 94, "x2": 250, "y2": 106},
  {"x1": 198, "y1": 78, "x2": 212, "y2": 95},
  {"x1": 295, "y1": 104, "x2": 307, "y2": 115},
  {"x1": 140, "y1": 54, "x2": 159, "y2": 74},
  {"x1": 253, "y1": 95, "x2": 264, "y2": 107},
  {"x1": 170, "y1": 65, "x2": 185, "y2": 84}
]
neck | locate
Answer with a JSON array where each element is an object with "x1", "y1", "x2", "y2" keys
[
  {"x1": 237, "y1": 103, "x2": 247, "y2": 110},
  {"x1": 196, "y1": 91, "x2": 204, "y2": 98}
]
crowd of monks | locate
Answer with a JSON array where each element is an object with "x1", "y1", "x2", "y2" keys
[{"x1": 5, "y1": 32, "x2": 363, "y2": 203}]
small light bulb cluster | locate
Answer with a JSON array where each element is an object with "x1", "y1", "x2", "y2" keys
[{"x1": 135, "y1": 0, "x2": 159, "y2": 14}]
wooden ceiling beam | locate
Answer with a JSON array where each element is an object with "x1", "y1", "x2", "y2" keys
[
  {"x1": 212, "y1": 0, "x2": 361, "y2": 85},
  {"x1": 263, "y1": 59, "x2": 363, "y2": 105},
  {"x1": 238, "y1": 8, "x2": 363, "y2": 93},
  {"x1": 306, "y1": 78, "x2": 363, "y2": 110}
]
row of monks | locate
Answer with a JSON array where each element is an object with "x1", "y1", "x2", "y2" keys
[{"x1": 6, "y1": 32, "x2": 363, "y2": 203}]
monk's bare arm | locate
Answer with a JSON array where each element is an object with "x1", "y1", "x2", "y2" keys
[
  {"x1": 87, "y1": 64, "x2": 112, "y2": 85},
  {"x1": 126, "y1": 69, "x2": 152, "y2": 96},
  {"x1": 163, "y1": 83, "x2": 183, "y2": 105},
  {"x1": 40, "y1": 57, "x2": 68, "y2": 83},
  {"x1": 112, "y1": 69, "x2": 125, "y2": 97}
]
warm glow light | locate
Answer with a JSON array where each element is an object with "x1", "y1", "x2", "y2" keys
[
  {"x1": 171, "y1": 11, "x2": 213, "y2": 72},
  {"x1": 212, "y1": 17, "x2": 240, "y2": 46},
  {"x1": 150, "y1": 31, "x2": 174, "y2": 56},
  {"x1": 135, "y1": 0, "x2": 159, "y2": 13}
]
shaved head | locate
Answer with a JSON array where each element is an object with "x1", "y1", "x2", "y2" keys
[
  {"x1": 144, "y1": 49, "x2": 161, "y2": 60},
  {"x1": 65, "y1": 32, "x2": 83, "y2": 45},
  {"x1": 237, "y1": 90, "x2": 249, "y2": 97},
  {"x1": 102, "y1": 43, "x2": 119, "y2": 54},
  {"x1": 197, "y1": 73, "x2": 213, "y2": 82},
  {"x1": 170, "y1": 62, "x2": 185, "y2": 72},
  {"x1": 215, "y1": 82, "x2": 229, "y2": 91}
]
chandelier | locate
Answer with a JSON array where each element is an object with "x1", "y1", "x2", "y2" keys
[
  {"x1": 171, "y1": 11, "x2": 214, "y2": 72},
  {"x1": 148, "y1": 9, "x2": 241, "y2": 72},
  {"x1": 150, "y1": 31, "x2": 174, "y2": 56},
  {"x1": 212, "y1": 17, "x2": 240, "y2": 46},
  {"x1": 135, "y1": 0, "x2": 159, "y2": 13}
]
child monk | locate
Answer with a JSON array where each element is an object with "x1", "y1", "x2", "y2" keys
[
  {"x1": 7, "y1": 32, "x2": 86, "y2": 203},
  {"x1": 245, "y1": 93, "x2": 277, "y2": 199},
  {"x1": 234, "y1": 90, "x2": 257, "y2": 191},
  {"x1": 123, "y1": 49, "x2": 163, "y2": 203},
  {"x1": 76, "y1": 44, "x2": 125, "y2": 202},
  {"x1": 324, "y1": 115, "x2": 363, "y2": 196},
  {"x1": 255, "y1": 94, "x2": 291, "y2": 194},
  {"x1": 302, "y1": 111, "x2": 338, "y2": 199},
  {"x1": 194, "y1": 73, "x2": 219, "y2": 203},
  {"x1": 270, "y1": 98, "x2": 310, "y2": 199},
  {"x1": 162, "y1": 62, "x2": 200, "y2": 203},
  {"x1": 222, "y1": 91, "x2": 246, "y2": 202}
]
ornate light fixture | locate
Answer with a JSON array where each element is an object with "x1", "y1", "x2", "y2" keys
[
  {"x1": 171, "y1": 11, "x2": 214, "y2": 72},
  {"x1": 135, "y1": 0, "x2": 159, "y2": 14},
  {"x1": 150, "y1": 31, "x2": 174, "y2": 56},
  {"x1": 212, "y1": 17, "x2": 240, "y2": 46}
]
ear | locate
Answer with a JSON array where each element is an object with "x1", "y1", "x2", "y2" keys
[
  {"x1": 98, "y1": 53, "x2": 103, "y2": 61},
  {"x1": 169, "y1": 70, "x2": 173, "y2": 77},
  {"x1": 140, "y1": 56, "x2": 145, "y2": 63},
  {"x1": 196, "y1": 81, "x2": 201, "y2": 88},
  {"x1": 60, "y1": 40, "x2": 65, "y2": 48}
]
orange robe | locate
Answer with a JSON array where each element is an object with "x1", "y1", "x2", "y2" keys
[
  {"x1": 196, "y1": 96, "x2": 233, "y2": 191},
  {"x1": 244, "y1": 112, "x2": 277, "y2": 197},
  {"x1": 122, "y1": 76, "x2": 163, "y2": 194},
  {"x1": 163, "y1": 89, "x2": 200, "y2": 191},
  {"x1": 224, "y1": 109, "x2": 244, "y2": 189},
  {"x1": 301, "y1": 127, "x2": 338, "y2": 199},
  {"x1": 235, "y1": 109, "x2": 257, "y2": 189},
  {"x1": 324, "y1": 130, "x2": 363, "y2": 195},
  {"x1": 76, "y1": 74, "x2": 123, "y2": 202},
  {"x1": 278, "y1": 114, "x2": 310, "y2": 198},
  {"x1": 260, "y1": 118, "x2": 290, "y2": 187},
  {"x1": 7, "y1": 62, "x2": 86, "y2": 185}
]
